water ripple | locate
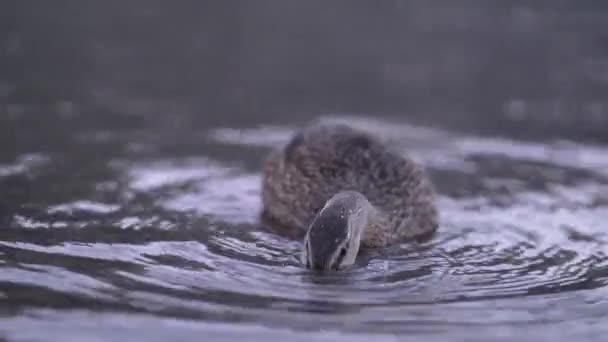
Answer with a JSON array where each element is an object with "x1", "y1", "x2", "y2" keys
[{"x1": 2, "y1": 116, "x2": 608, "y2": 339}]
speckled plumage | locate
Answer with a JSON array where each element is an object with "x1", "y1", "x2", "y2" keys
[{"x1": 261, "y1": 122, "x2": 439, "y2": 248}]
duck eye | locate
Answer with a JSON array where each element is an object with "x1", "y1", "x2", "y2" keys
[
  {"x1": 304, "y1": 240, "x2": 311, "y2": 268},
  {"x1": 332, "y1": 246, "x2": 348, "y2": 270},
  {"x1": 332, "y1": 247, "x2": 348, "y2": 270}
]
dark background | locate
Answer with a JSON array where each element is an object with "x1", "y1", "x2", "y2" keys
[
  {"x1": 3, "y1": 1, "x2": 608, "y2": 142},
  {"x1": 1, "y1": 4, "x2": 608, "y2": 340}
]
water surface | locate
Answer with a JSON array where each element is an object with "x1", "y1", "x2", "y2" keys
[{"x1": 1, "y1": 114, "x2": 607, "y2": 341}]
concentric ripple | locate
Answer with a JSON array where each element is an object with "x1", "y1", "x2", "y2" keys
[{"x1": 1, "y1": 115, "x2": 608, "y2": 340}]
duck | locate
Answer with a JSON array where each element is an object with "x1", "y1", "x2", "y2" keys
[{"x1": 261, "y1": 121, "x2": 439, "y2": 271}]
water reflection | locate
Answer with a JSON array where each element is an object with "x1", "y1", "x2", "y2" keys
[{"x1": 1, "y1": 115, "x2": 608, "y2": 339}]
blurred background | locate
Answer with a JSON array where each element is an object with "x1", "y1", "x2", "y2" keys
[
  {"x1": 3, "y1": 1, "x2": 608, "y2": 142},
  {"x1": 2, "y1": 3, "x2": 608, "y2": 341}
]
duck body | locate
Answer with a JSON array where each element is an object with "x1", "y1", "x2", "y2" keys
[{"x1": 261, "y1": 122, "x2": 439, "y2": 249}]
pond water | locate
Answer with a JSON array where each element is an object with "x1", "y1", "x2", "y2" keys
[{"x1": 1, "y1": 112, "x2": 607, "y2": 341}]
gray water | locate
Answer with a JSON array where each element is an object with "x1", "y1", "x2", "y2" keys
[
  {"x1": 3, "y1": 2, "x2": 608, "y2": 341},
  {"x1": 1, "y1": 113, "x2": 607, "y2": 341}
]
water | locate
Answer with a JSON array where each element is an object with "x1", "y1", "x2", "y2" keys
[
  {"x1": 4, "y1": 3, "x2": 608, "y2": 340},
  {"x1": 1, "y1": 112, "x2": 607, "y2": 341}
]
